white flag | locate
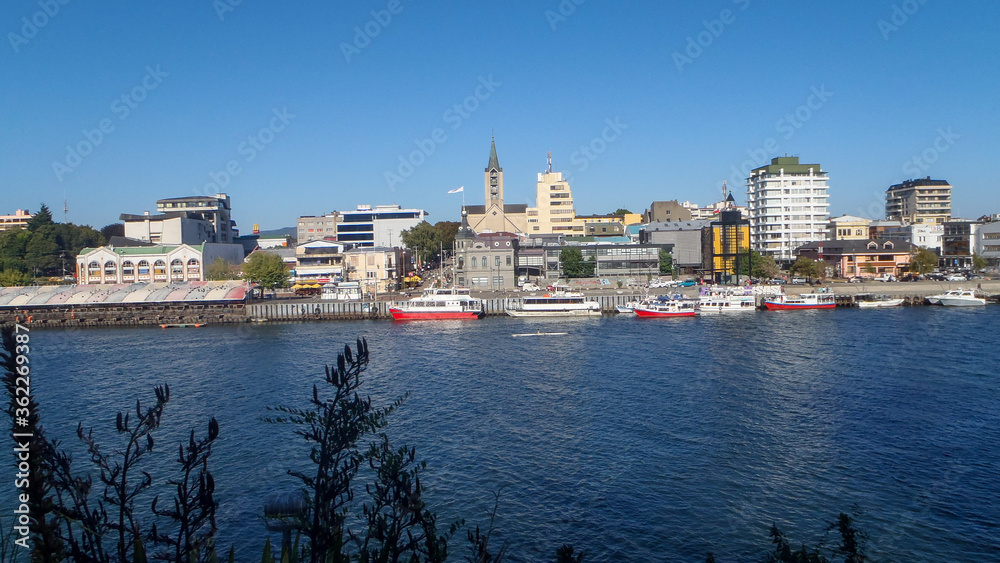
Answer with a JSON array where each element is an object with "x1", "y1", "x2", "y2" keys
[{"x1": 447, "y1": 186, "x2": 464, "y2": 194}]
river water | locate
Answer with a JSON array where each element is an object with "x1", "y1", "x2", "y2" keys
[{"x1": 19, "y1": 307, "x2": 1000, "y2": 561}]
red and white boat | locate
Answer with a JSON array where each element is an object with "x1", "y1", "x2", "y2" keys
[
  {"x1": 633, "y1": 297, "x2": 698, "y2": 318},
  {"x1": 763, "y1": 291, "x2": 836, "y2": 310},
  {"x1": 388, "y1": 287, "x2": 484, "y2": 320}
]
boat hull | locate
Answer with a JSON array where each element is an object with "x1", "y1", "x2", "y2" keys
[
  {"x1": 857, "y1": 299, "x2": 904, "y2": 308},
  {"x1": 633, "y1": 308, "x2": 696, "y2": 318},
  {"x1": 506, "y1": 309, "x2": 602, "y2": 318},
  {"x1": 936, "y1": 298, "x2": 986, "y2": 307},
  {"x1": 388, "y1": 309, "x2": 483, "y2": 320},
  {"x1": 763, "y1": 301, "x2": 836, "y2": 310}
]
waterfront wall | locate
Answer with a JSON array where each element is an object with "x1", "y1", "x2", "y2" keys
[
  {"x1": 3, "y1": 289, "x2": 998, "y2": 328},
  {"x1": 0, "y1": 301, "x2": 247, "y2": 328}
]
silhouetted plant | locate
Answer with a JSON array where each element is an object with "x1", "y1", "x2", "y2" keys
[
  {"x1": 553, "y1": 544, "x2": 585, "y2": 563},
  {"x1": 150, "y1": 418, "x2": 221, "y2": 562},
  {"x1": 465, "y1": 490, "x2": 508, "y2": 563}
]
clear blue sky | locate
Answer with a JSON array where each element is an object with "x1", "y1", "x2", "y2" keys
[{"x1": 3, "y1": 1, "x2": 999, "y2": 231}]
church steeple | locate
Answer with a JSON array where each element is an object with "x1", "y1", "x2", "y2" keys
[
  {"x1": 487, "y1": 137, "x2": 500, "y2": 172},
  {"x1": 484, "y1": 136, "x2": 503, "y2": 206}
]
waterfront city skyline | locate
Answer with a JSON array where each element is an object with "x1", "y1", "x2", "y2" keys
[{"x1": 3, "y1": 1, "x2": 999, "y2": 230}]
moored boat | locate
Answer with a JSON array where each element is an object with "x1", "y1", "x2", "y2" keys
[
  {"x1": 633, "y1": 297, "x2": 698, "y2": 318},
  {"x1": 697, "y1": 287, "x2": 757, "y2": 313},
  {"x1": 763, "y1": 291, "x2": 836, "y2": 310},
  {"x1": 506, "y1": 292, "x2": 602, "y2": 317},
  {"x1": 856, "y1": 294, "x2": 904, "y2": 308},
  {"x1": 388, "y1": 287, "x2": 484, "y2": 320},
  {"x1": 925, "y1": 288, "x2": 986, "y2": 307}
]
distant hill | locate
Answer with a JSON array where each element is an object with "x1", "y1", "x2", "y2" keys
[{"x1": 254, "y1": 226, "x2": 296, "y2": 239}]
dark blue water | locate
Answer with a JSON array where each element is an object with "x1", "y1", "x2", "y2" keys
[{"x1": 19, "y1": 308, "x2": 1000, "y2": 561}]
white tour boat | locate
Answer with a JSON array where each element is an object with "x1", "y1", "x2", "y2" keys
[
  {"x1": 763, "y1": 291, "x2": 837, "y2": 310},
  {"x1": 388, "y1": 287, "x2": 485, "y2": 320},
  {"x1": 925, "y1": 288, "x2": 986, "y2": 307},
  {"x1": 697, "y1": 288, "x2": 757, "y2": 313},
  {"x1": 506, "y1": 292, "x2": 602, "y2": 317}
]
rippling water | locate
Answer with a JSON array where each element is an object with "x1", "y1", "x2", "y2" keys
[{"x1": 20, "y1": 307, "x2": 1000, "y2": 561}]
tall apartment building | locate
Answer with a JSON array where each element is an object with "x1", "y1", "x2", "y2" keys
[
  {"x1": 122, "y1": 193, "x2": 239, "y2": 245},
  {"x1": 885, "y1": 177, "x2": 951, "y2": 224},
  {"x1": 746, "y1": 156, "x2": 830, "y2": 262},
  {"x1": 154, "y1": 194, "x2": 238, "y2": 242},
  {"x1": 525, "y1": 165, "x2": 584, "y2": 235}
]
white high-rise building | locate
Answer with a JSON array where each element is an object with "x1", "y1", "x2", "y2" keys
[{"x1": 746, "y1": 156, "x2": 830, "y2": 263}]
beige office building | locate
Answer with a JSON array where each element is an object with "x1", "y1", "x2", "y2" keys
[{"x1": 885, "y1": 177, "x2": 952, "y2": 224}]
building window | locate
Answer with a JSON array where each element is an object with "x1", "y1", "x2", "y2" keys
[
  {"x1": 482, "y1": 256, "x2": 488, "y2": 267},
  {"x1": 187, "y1": 258, "x2": 201, "y2": 276},
  {"x1": 471, "y1": 257, "x2": 477, "y2": 268},
  {"x1": 153, "y1": 260, "x2": 167, "y2": 278},
  {"x1": 122, "y1": 261, "x2": 135, "y2": 277},
  {"x1": 495, "y1": 256, "x2": 501, "y2": 267},
  {"x1": 506, "y1": 255, "x2": 512, "y2": 266},
  {"x1": 104, "y1": 261, "x2": 116, "y2": 278},
  {"x1": 137, "y1": 260, "x2": 150, "y2": 276}
]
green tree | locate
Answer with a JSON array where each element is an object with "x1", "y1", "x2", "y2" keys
[
  {"x1": 659, "y1": 250, "x2": 673, "y2": 275},
  {"x1": 435, "y1": 221, "x2": 460, "y2": 253},
  {"x1": 0, "y1": 229, "x2": 30, "y2": 272},
  {"x1": 206, "y1": 257, "x2": 238, "y2": 280},
  {"x1": 100, "y1": 223, "x2": 125, "y2": 240},
  {"x1": 972, "y1": 252, "x2": 987, "y2": 272},
  {"x1": 612, "y1": 208, "x2": 632, "y2": 215},
  {"x1": 560, "y1": 248, "x2": 594, "y2": 278},
  {"x1": 24, "y1": 225, "x2": 61, "y2": 276},
  {"x1": 752, "y1": 252, "x2": 780, "y2": 280},
  {"x1": 0, "y1": 269, "x2": 32, "y2": 286},
  {"x1": 25, "y1": 203, "x2": 54, "y2": 232},
  {"x1": 790, "y1": 256, "x2": 818, "y2": 280},
  {"x1": 909, "y1": 247, "x2": 938, "y2": 274},
  {"x1": 242, "y1": 251, "x2": 289, "y2": 291},
  {"x1": 400, "y1": 221, "x2": 440, "y2": 264}
]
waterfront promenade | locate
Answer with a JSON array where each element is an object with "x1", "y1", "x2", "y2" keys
[{"x1": 1, "y1": 279, "x2": 997, "y2": 327}]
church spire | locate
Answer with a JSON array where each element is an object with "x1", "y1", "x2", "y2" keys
[{"x1": 487, "y1": 136, "x2": 500, "y2": 171}]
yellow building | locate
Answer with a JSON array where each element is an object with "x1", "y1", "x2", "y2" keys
[
  {"x1": 827, "y1": 215, "x2": 871, "y2": 240},
  {"x1": 0, "y1": 209, "x2": 31, "y2": 231},
  {"x1": 525, "y1": 166, "x2": 585, "y2": 235},
  {"x1": 466, "y1": 139, "x2": 528, "y2": 234},
  {"x1": 707, "y1": 207, "x2": 751, "y2": 283}
]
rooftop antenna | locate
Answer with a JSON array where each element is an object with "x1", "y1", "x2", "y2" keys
[
  {"x1": 547, "y1": 151, "x2": 552, "y2": 173},
  {"x1": 721, "y1": 180, "x2": 728, "y2": 201},
  {"x1": 63, "y1": 195, "x2": 69, "y2": 222}
]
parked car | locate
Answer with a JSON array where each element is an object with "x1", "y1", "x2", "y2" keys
[
  {"x1": 945, "y1": 274, "x2": 966, "y2": 282},
  {"x1": 874, "y1": 274, "x2": 897, "y2": 282},
  {"x1": 899, "y1": 273, "x2": 922, "y2": 282},
  {"x1": 677, "y1": 279, "x2": 697, "y2": 287},
  {"x1": 790, "y1": 277, "x2": 807, "y2": 285},
  {"x1": 847, "y1": 276, "x2": 864, "y2": 283}
]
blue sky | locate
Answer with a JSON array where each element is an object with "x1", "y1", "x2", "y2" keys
[{"x1": 3, "y1": 1, "x2": 999, "y2": 231}]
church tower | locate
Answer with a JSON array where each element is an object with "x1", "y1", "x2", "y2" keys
[{"x1": 484, "y1": 137, "x2": 504, "y2": 208}]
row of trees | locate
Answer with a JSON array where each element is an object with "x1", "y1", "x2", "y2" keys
[{"x1": 0, "y1": 204, "x2": 106, "y2": 285}]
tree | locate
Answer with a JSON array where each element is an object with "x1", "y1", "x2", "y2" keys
[
  {"x1": 659, "y1": 250, "x2": 673, "y2": 275},
  {"x1": 0, "y1": 229, "x2": 30, "y2": 272},
  {"x1": 400, "y1": 221, "x2": 440, "y2": 264},
  {"x1": 206, "y1": 257, "x2": 238, "y2": 280},
  {"x1": 560, "y1": 248, "x2": 593, "y2": 278},
  {"x1": 909, "y1": 247, "x2": 938, "y2": 274},
  {"x1": 790, "y1": 256, "x2": 818, "y2": 280},
  {"x1": 242, "y1": 251, "x2": 289, "y2": 291},
  {"x1": 25, "y1": 203, "x2": 53, "y2": 232},
  {"x1": 0, "y1": 269, "x2": 32, "y2": 286},
  {"x1": 972, "y1": 253, "x2": 987, "y2": 272},
  {"x1": 752, "y1": 252, "x2": 780, "y2": 280},
  {"x1": 612, "y1": 208, "x2": 632, "y2": 215},
  {"x1": 435, "y1": 221, "x2": 460, "y2": 254},
  {"x1": 100, "y1": 223, "x2": 125, "y2": 240}
]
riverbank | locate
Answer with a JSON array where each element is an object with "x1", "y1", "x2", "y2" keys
[{"x1": 2, "y1": 280, "x2": 997, "y2": 328}]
